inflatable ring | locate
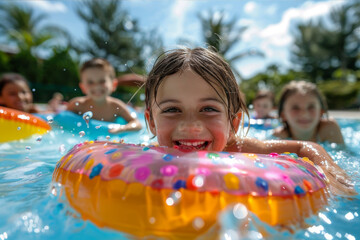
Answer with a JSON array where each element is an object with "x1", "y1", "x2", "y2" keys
[
  {"x1": 53, "y1": 141, "x2": 329, "y2": 238},
  {"x1": 0, "y1": 107, "x2": 51, "y2": 143}
]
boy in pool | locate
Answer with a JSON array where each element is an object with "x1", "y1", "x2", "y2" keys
[
  {"x1": 144, "y1": 47, "x2": 355, "y2": 196},
  {"x1": 0, "y1": 73, "x2": 40, "y2": 113},
  {"x1": 273, "y1": 80, "x2": 344, "y2": 144},
  {"x1": 67, "y1": 58, "x2": 141, "y2": 133},
  {"x1": 252, "y1": 89, "x2": 276, "y2": 119}
]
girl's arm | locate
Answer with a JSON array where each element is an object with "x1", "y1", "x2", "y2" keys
[{"x1": 227, "y1": 138, "x2": 356, "y2": 196}]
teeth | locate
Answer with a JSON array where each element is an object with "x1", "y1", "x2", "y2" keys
[{"x1": 178, "y1": 141, "x2": 205, "y2": 147}]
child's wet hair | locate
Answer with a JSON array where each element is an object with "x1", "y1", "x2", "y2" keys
[
  {"x1": 253, "y1": 89, "x2": 275, "y2": 105},
  {"x1": 0, "y1": 73, "x2": 30, "y2": 95},
  {"x1": 278, "y1": 80, "x2": 329, "y2": 120},
  {"x1": 80, "y1": 58, "x2": 116, "y2": 79},
  {"x1": 145, "y1": 47, "x2": 248, "y2": 133}
]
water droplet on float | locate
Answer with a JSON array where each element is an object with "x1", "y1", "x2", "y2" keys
[
  {"x1": 233, "y1": 203, "x2": 248, "y2": 220},
  {"x1": 75, "y1": 102, "x2": 79, "y2": 106},
  {"x1": 192, "y1": 217, "x2": 205, "y2": 230},
  {"x1": 149, "y1": 217, "x2": 155, "y2": 224},
  {"x1": 79, "y1": 131, "x2": 85, "y2": 137},
  {"x1": 17, "y1": 126, "x2": 21, "y2": 130}
]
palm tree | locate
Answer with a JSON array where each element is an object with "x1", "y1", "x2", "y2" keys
[
  {"x1": 76, "y1": 0, "x2": 163, "y2": 73},
  {"x1": 197, "y1": 10, "x2": 264, "y2": 80},
  {"x1": 0, "y1": 4, "x2": 70, "y2": 56}
]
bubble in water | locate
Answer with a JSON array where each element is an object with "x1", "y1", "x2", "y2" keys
[
  {"x1": 25, "y1": 146, "x2": 31, "y2": 150},
  {"x1": 36, "y1": 136, "x2": 42, "y2": 142},
  {"x1": 79, "y1": 131, "x2": 85, "y2": 137},
  {"x1": 59, "y1": 144, "x2": 66, "y2": 154}
]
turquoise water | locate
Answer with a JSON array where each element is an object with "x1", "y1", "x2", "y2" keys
[{"x1": 0, "y1": 115, "x2": 359, "y2": 240}]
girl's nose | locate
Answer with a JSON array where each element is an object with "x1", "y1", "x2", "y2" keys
[{"x1": 177, "y1": 120, "x2": 204, "y2": 134}]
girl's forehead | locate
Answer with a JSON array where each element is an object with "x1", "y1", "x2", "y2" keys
[
  {"x1": 156, "y1": 70, "x2": 225, "y2": 99},
  {"x1": 287, "y1": 92, "x2": 319, "y2": 103},
  {"x1": 5, "y1": 81, "x2": 30, "y2": 91}
]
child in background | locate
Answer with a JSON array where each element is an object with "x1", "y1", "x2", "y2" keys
[
  {"x1": 144, "y1": 47, "x2": 355, "y2": 196},
  {"x1": 0, "y1": 73, "x2": 40, "y2": 113},
  {"x1": 67, "y1": 58, "x2": 141, "y2": 133},
  {"x1": 273, "y1": 80, "x2": 344, "y2": 144},
  {"x1": 251, "y1": 89, "x2": 276, "y2": 119}
]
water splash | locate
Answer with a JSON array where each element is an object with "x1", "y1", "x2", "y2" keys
[{"x1": 82, "y1": 111, "x2": 93, "y2": 128}]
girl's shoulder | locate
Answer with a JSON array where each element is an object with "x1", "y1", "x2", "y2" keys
[{"x1": 318, "y1": 118, "x2": 344, "y2": 144}]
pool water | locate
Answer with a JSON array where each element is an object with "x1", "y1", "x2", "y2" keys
[{"x1": 0, "y1": 116, "x2": 359, "y2": 240}]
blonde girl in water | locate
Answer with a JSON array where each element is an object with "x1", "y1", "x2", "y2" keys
[
  {"x1": 273, "y1": 80, "x2": 344, "y2": 144},
  {"x1": 144, "y1": 47, "x2": 355, "y2": 196}
]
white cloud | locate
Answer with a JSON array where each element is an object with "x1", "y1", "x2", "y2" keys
[
  {"x1": 27, "y1": 0, "x2": 67, "y2": 12},
  {"x1": 259, "y1": 0, "x2": 346, "y2": 48},
  {"x1": 244, "y1": 1, "x2": 257, "y2": 15}
]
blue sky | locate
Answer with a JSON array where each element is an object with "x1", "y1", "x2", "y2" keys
[{"x1": 19, "y1": 0, "x2": 347, "y2": 78}]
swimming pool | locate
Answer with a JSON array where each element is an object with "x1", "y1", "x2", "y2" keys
[{"x1": 0, "y1": 116, "x2": 359, "y2": 239}]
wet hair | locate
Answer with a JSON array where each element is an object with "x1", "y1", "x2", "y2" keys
[
  {"x1": 0, "y1": 73, "x2": 30, "y2": 96},
  {"x1": 145, "y1": 47, "x2": 249, "y2": 133},
  {"x1": 80, "y1": 58, "x2": 115, "y2": 79},
  {"x1": 253, "y1": 89, "x2": 275, "y2": 106},
  {"x1": 278, "y1": 80, "x2": 328, "y2": 133}
]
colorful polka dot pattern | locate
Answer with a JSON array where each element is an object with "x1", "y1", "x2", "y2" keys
[{"x1": 56, "y1": 141, "x2": 328, "y2": 197}]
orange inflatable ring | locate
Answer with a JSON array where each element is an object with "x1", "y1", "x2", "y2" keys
[
  {"x1": 53, "y1": 141, "x2": 329, "y2": 239},
  {"x1": 0, "y1": 106, "x2": 51, "y2": 143}
]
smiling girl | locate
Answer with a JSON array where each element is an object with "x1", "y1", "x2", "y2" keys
[
  {"x1": 273, "y1": 80, "x2": 344, "y2": 144},
  {"x1": 144, "y1": 47, "x2": 355, "y2": 196}
]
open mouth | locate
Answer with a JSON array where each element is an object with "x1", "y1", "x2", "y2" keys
[{"x1": 173, "y1": 140, "x2": 210, "y2": 152}]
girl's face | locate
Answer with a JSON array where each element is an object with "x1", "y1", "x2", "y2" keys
[
  {"x1": 253, "y1": 97, "x2": 273, "y2": 118},
  {"x1": 0, "y1": 81, "x2": 33, "y2": 112},
  {"x1": 79, "y1": 68, "x2": 116, "y2": 102},
  {"x1": 145, "y1": 68, "x2": 238, "y2": 152},
  {"x1": 282, "y1": 93, "x2": 323, "y2": 132}
]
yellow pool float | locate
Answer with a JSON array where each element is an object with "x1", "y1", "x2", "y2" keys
[
  {"x1": 53, "y1": 141, "x2": 329, "y2": 239},
  {"x1": 0, "y1": 106, "x2": 51, "y2": 143}
]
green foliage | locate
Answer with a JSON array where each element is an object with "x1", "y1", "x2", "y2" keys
[
  {"x1": 76, "y1": 0, "x2": 162, "y2": 74},
  {"x1": 291, "y1": 2, "x2": 360, "y2": 81},
  {"x1": 0, "y1": 4, "x2": 70, "y2": 53},
  {"x1": 40, "y1": 48, "x2": 80, "y2": 102},
  {"x1": 0, "y1": 52, "x2": 10, "y2": 73},
  {"x1": 318, "y1": 80, "x2": 360, "y2": 109},
  {"x1": 196, "y1": 10, "x2": 263, "y2": 80},
  {"x1": 8, "y1": 50, "x2": 41, "y2": 83}
]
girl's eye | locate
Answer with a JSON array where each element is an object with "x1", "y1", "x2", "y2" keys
[
  {"x1": 162, "y1": 107, "x2": 180, "y2": 113},
  {"x1": 308, "y1": 105, "x2": 316, "y2": 110},
  {"x1": 201, "y1": 107, "x2": 219, "y2": 112}
]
